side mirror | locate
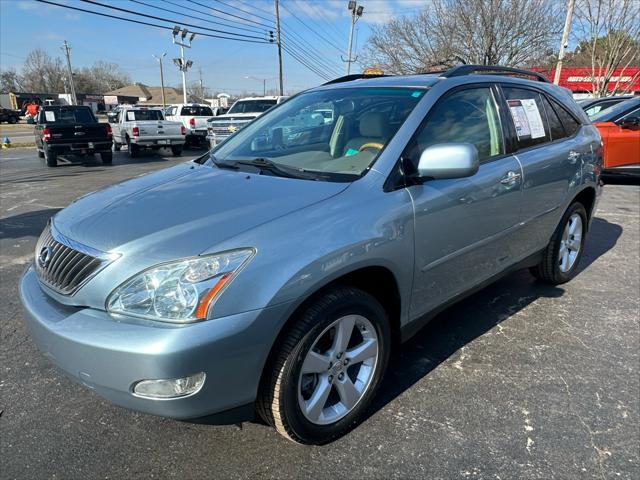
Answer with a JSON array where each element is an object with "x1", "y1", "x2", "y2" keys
[
  {"x1": 417, "y1": 143, "x2": 479, "y2": 180},
  {"x1": 618, "y1": 117, "x2": 639, "y2": 130}
]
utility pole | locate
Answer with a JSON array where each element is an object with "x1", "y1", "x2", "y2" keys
[
  {"x1": 152, "y1": 53, "x2": 167, "y2": 109},
  {"x1": 343, "y1": 2, "x2": 364, "y2": 75},
  {"x1": 274, "y1": 0, "x2": 284, "y2": 96},
  {"x1": 554, "y1": 0, "x2": 576, "y2": 86},
  {"x1": 172, "y1": 26, "x2": 195, "y2": 103},
  {"x1": 61, "y1": 40, "x2": 77, "y2": 105}
]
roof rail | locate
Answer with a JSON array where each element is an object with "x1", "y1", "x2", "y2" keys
[
  {"x1": 322, "y1": 73, "x2": 387, "y2": 85},
  {"x1": 440, "y1": 65, "x2": 551, "y2": 83}
]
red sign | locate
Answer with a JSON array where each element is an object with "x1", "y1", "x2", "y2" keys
[{"x1": 533, "y1": 67, "x2": 640, "y2": 93}]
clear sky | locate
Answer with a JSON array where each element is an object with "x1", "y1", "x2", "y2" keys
[{"x1": 0, "y1": 0, "x2": 425, "y2": 95}]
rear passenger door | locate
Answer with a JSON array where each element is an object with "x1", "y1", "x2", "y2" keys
[
  {"x1": 499, "y1": 85, "x2": 588, "y2": 256},
  {"x1": 406, "y1": 84, "x2": 524, "y2": 319}
]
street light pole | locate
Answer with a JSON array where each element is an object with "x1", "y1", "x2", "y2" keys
[
  {"x1": 344, "y1": 2, "x2": 364, "y2": 75},
  {"x1": 172, "y1": 26, "x2": 195, "y2": 104},
  {"x1": 554, "y1": 0, "x2": 576, "y2": 86},
  {"x1": 152, "y1": 53, "x2": 167, "y2": 110}
]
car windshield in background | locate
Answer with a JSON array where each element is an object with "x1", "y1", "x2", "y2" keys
[
  {"x1": 43, "y1": 107, "x2": 95, "y2": 124},
  {"x1": 227, "y1": 100, "x2": 278, "y2": 114},
  {"x1": 126, "y1": 110, "x2": 163, "y2": 121},
  {"x1": 591, "y1": 97, "x2": 640, "y2": 122},
  {"x1": 212, "y1": 87, "x2": 426, "y2": 181},
  {"x1": 181, "y1": 106, "x2": 213, "y2": 116}
]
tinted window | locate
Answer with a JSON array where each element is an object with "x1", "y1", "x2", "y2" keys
[
  {"x1": 181, "y1": 106, "x2": 213, "y2": 116},
  {"x1": 403, "y1": 87, "x2": 504, "y2": 165},
  {"x1": 228, "y1": 100, "x2": 277, "y2": 114},
  {"x1": 502, "y1": 87, "x2": 551, "y2": 149},
  {"x1": 41, "y1": 107, "x2": 95, "y2": 124},
  {"x1": 539, "y1": 95, "x2": 566, "y2": 141},
  {"x1": 125, "y1": 110, "x2": 164, "y2": 121},
  {"x1": 550, "y1": 98, "x2": 580, "y2": 136}
]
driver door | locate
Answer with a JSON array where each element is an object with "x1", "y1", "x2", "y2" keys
[{"x1": 405, "y1": 85, "x2": 524, "y2": 319}]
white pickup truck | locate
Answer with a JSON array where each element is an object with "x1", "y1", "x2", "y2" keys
[
  {"x1": 206, "y1": 96, "x2": 288, "y2": 148},
  {"x1": 110, "y1": 106, "x2": 186, "y2": 157},
  {"x1": 165, "y1": 103, "x2": 215, "y2": 147}
]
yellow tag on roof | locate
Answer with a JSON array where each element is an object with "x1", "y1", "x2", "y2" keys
[{"x1": 363, "y1": 67, "x2": 384, "y2": 76}]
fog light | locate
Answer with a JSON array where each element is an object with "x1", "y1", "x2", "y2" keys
[{"x1": 133, "y1": 372, "x2": 205, "y2": 399}]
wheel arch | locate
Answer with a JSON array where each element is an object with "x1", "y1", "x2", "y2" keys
[
  {"x1": 572, "y1": 186, "x2": 597, "y2": 225},
  {"x1": 256, "y1": 265, "x2": 402, "y2": 402}
]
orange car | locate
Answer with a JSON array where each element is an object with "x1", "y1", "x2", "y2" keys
[{"x1": 591, "y1": 97, "x2": 640, "y2": 180}]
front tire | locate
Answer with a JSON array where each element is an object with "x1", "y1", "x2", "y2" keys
[
  {"x1": 100, "y1": 151, "x2": 113, "y2": 164},
  {"x1": 257, "y1": 287, "x2": 391, "y2": 445},
  {"x1": 530, "y1": 202, "x2": 588, "y2": 284},
  {"x1": 171, "y1": 145, "x2": 183, "y2": 156}
]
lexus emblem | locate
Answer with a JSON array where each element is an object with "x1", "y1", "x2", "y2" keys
[{"x1": 37, "y1": 246, "x2": 53, "y2": 268}]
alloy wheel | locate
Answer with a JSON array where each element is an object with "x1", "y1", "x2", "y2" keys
[{"x1": 559, "y1": 213, "x2": 583, "y2": 273}]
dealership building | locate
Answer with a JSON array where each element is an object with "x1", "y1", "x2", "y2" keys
[{"x1": 535, "y1": 67, "x2": 640, "y2": 98}]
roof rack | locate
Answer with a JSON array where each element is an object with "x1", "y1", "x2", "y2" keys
[
  {"x1": 322, "y1": 73, "x2": 388, "y2": 85},
  {"x1": 440, "y1": 65, "x2": 551, "y2": 83}
]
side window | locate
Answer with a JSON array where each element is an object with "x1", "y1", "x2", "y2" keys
[
  {"x1": 502, "y1": 86, "x2": 550, "y2": 149},
  {"x1": 539, "y1": 95, "x2": 566, "y2": 141},
  {"x1": 404, "y1": 87, "x2": 504, "y2": 165},
  {"x1": 619, "y1": 107, "x2": 640, "y2": 123},
  {"x1": 550, "y1": 98, "x2": 580, "y2": 137}
]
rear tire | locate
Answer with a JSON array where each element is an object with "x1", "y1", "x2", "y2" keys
[
  {"x1": 257, "y1": 287, "x2": 391, "y2": 445},
  {"x1": 171, "y1": 145, "x2": 183, "y2": 157},
  {"x1": 112, "y1": 142, "x2": 121, "y2": 151},
  {"x1": 530, "y1": 202, "x2": 588, "y2": 284},
  {"x1": 100, "y1": 151, "x2": 113, "y2": 164},
  {"x1": 44, "y1": 148, "x2": 57, "y2": 167},
  {"x1": 37, "y1": 149, "x2": 45, "y2": 158},
  {"x1": 8, "y1": 116, "x2": 17, "y2": 124},
  {"x1": 127, "y1": 137, "x2": 139, "y2": 158}
]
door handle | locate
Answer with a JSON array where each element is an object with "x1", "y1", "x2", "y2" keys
[
  {"x1": 500, "y1": 171, "x2": 521, "y2": 185},
  {"x1": 568, "y1": 150, "x2": 580, "y2": 164}
]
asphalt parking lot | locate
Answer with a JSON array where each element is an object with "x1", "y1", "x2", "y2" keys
[{"x1": 1, "y1": 148, "x2": 638, "y2": 479}]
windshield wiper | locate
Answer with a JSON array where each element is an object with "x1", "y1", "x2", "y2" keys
[{"x1": 232, "y1": 158, "x2": 319, "y2": 179}]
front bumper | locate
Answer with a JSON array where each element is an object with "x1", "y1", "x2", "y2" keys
[{"x1": 20, "y1": 265, "x2": 292, "y2": 421}]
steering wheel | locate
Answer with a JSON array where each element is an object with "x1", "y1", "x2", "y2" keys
[{"x1": 358, "y1": 142, "x2": 384, "y2": 152}]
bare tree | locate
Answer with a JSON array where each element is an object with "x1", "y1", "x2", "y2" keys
[
  {"x1": 0, "y1": 68, "x2": 23, "y2": 92},
  {"x1": 360, "y1": 0, "x2": 562, "y2": 74},
  {"x1": 74, "y1": 61, "x2": 131, "y2": 94},
  {"x1": 571, "y1": 0, "x2": 640, "y2": 96},
  {"x1": 20, "y1": 49, "x2": 67, "y2": 93}
]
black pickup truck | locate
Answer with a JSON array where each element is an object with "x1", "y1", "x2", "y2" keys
[
  {"x1": 0, "y1": 107, "x2": 20, "y2": 124},
  {"x1": 35, "y1": 105, "x2": 113, "y2": 167}
]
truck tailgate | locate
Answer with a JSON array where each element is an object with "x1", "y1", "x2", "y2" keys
[
  {"x1": 47, "y1": 124, "x2": 110, "y2": 143},
  {"x1": 136, "y1": 121, "x2": 183, "y2": 137}
]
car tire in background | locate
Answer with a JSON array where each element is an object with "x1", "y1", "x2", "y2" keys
[
  {"x1": 44, "y1": 149, "x2": 57, "y2": 167},
  {"x1": 8, "y1": 116, "x2": 17, "y2": 124},
  {"x1": 127, "y1": 137, "x2": 139, "y2": 158},
  {"x1": 100, "y1": 152, "x2": 113, "y2": 165},
  {"x1": 530, "y1": 202, "x2": 588, "y2": 285},
  {"x1": 37, "y1": 150, "x2": 44, "y2": 158},
  {"x1": 171, "y1": 145, "x2": 183, "y2": 157},
  {"x1": 257, "y1": 286, "x2": 391, "y2": 445},
  {"x1": 112, "y1": 142, "x2": 122, "y2": 151}
]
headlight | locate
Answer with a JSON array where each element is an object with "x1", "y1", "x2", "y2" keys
[{"x1": 106, "y1": 249, "x2": 255, "y2": 323}]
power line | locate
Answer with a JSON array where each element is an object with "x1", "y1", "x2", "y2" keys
[
  {"x1": 280, "y1": 34, "x2": 342, "y2": 77},
  {"x1": 35, "y1": 0, "x2": 270, "y2": 44},
  {"x1": 279, "y1": 1, "x2": 347, "y2": 55},
  {"x1": 281, "y1": 44, "x2": 331, "y2": 81},
  {"x1": 79, "y1": 0, "x2": 267, "y2": 41},
  {"x1": 130, "y1": 0, "x2": 268, "y2": 35},
  {"x1": 188, "y1": 0, "x2": 275, "y2": 29},
  {"x1": 160, "y1": 0, "x2": 267, "y2": 35},
  {"x1": 213, "y1": 0, "x2": 275, "y2": 25}
]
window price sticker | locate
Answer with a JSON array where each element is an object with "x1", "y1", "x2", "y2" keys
[
  {"x1": 508, "y1": 99, "x2": 546, "y2": 139},
  {"x1": 44, "y1": 111, "x2": 56, "y2": 122}
]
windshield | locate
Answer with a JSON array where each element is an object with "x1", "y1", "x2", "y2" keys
[
  {"x1": 181, "y1": 106, "x2": 213, "y2": 116},
  {"x1": 125, "y1": 110, "x2": 164, "y2": 121},
  {"x1": 591, "y1": 98, "x2": 640, "y2": 122},
  {"x1": 212, "y1": 87, "x2": 425, "y2": 181},
  {"x1": 228, "y1": 100, "x2": 278, "y2": 114}
]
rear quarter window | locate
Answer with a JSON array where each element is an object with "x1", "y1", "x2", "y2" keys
[
  {"x1": 502, "y1": 86, "x2": 551, "y2": 150},
  {"x1": 550, "y1": 98, "x2": 581, "y2": 137}
]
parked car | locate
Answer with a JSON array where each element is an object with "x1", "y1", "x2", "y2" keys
[
  {"x1": 21, "y1": 66, "x2": 602, "y2": 445},
  {"x1": 590, "y1": 96, "x2": 640, "y2": 180},
  {"x1": 207, "y1": 96, "x2": 288, "y2": 148},
  {"x1": 34, "y1": 105, "x2": 113, "y2": 167},
  {"x1": 109, "y1": 106, "x2": 186, "y2": 157},
  {"x1": 164, "y1": 103, "x2": 215, "y2": 147},
  {"x1": 0, "y1": 107, "x2": 20, "y2": 124},
  {"x1": 577, "y1": 95, "x2": 634, "y2": 118}
]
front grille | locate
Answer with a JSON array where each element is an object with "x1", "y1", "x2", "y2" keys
[
  {"x1": 208, "y1": 121, "x2": 250, "y2": 136},
  {"x1": 34, "y1": 223, "x2": 115, "y2": 295}
]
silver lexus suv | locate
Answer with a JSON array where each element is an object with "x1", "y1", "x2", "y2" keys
[{"x1": 20, "y1": 66, "x2": 603, "y2": 444}]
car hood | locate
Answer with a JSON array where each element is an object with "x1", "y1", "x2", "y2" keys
[
  {"x1": 53, "y1": 162, "x2": 349, "y2": 261},
  {"x1": 210, "y1": 113, "x2": 260, "y2": 121}
]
